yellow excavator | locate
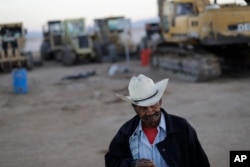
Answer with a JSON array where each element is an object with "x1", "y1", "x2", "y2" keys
[{"x1": 151, "y1": 0, "x2": 250, "y2": 81}]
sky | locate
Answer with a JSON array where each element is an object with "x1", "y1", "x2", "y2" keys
[
  {"x1": 0, "y1": 0, "x2": 158, "y2": 32},
  {"x1": 0, "y1": 0, "x2": 246, "y2": 33}
]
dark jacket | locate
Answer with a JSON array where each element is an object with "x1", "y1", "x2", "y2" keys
[{"x1": 105, "y1": 109, "x2": 210, "y2": 167}]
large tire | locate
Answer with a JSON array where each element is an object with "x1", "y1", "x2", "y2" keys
[
  {"x1": 26, "y1": 52, "x2": 34, "y2": 70},
  {"x1": 40, "y1": 42, "x2": 50, "y2": 60},
  {"x1": 93, "y1": 42, "x2": 103, "y2": 63},
  {"x1": 107, "y1": 44, "x2": 118, "y2": 62},
  {"x1": 62, "y1": 48, "x2": 76, "y2": 66},
  {"x1": 55, "y1": 50, "x2": 63, "y2": 62}
]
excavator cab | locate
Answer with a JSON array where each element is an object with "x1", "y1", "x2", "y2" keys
[
  {"x1": 41, "y1": 18, "x2": 95, "y2": 65},
  {"x1": 92, "y1": 16, "x2": 137, "y2": 62},
  {"x1": 94, "y1": 16, "x2": 126, "y2": 40},
  {"x1": 62, "y1": 18, "x2": 95, "y2": 65},
  {"x1": 158, "y1": 0, "x2": 201, "y2": 43},
  {"x1": 41, "y1": 20, "x2": 65, "y2": 60},
  {"x1": 0, "y1": 23, "x2": 33, "y2": 72},
  {"x1": 47, "y1": 21, "x2": 64, "y2": 48}
]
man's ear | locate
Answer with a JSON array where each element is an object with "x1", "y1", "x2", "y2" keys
[{"x1": 131, "y1": 104, "x2": 138, "y2": 113}]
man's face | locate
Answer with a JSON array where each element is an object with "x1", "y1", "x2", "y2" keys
[{"x1": 134, "y1": 99, "x2": 162, "y2": 128}]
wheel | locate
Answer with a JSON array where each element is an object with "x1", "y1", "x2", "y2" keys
[
  {"x1": 62, "y1": 48, "x2": 76, "y2": 66},
  {"x1": 93, "y1": 42, "x2": 103, "y2": 63},
  {"x1": 55, "y1": 50, "x2": 63, "y2": 62},
  {"x1": 0, "y1": 63, "x2": 12, "y2": 73},
  {"x1": 26, "y1": 52, "x2": 34, "y2": 70},
  {"x1": 107, "y1": 44, "x2": 118, "y2": 62},
  {"x1": 40, "y1": 41, "x2": 50, "y2": 60}
]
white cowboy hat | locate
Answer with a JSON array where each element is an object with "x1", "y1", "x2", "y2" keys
[{"x1": 116, "y1": 74, "x2": 169, "y2": 106}]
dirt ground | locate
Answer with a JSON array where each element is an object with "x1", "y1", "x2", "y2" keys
[{"x1": 0, "y1": 60, "x2": 250, "y2": 167}]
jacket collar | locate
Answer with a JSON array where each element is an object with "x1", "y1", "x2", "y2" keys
[{"x1": 161, "y1": 108, "x2": 180, "y2": 134}]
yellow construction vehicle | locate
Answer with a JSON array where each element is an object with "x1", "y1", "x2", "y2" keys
[
  {"x1": 41, "y1": 18, "x2": 96, "y2": 65},
  {"x1": 0, "y1": 22, "x2": 33, "y2": 72},
  {"x1": 92, "y1": 16, "x2": 138, "y2": 62},
  {"x1": 139, "y1": 22, "x2": 161, "y2": 52},
  {"x1": 150, "y1": 0, "x2": 250, "y2": 81}
]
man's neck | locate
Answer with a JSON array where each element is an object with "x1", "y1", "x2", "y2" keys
[{"x1": 142, "y1": 119, "x2": 160, "y2": 128}]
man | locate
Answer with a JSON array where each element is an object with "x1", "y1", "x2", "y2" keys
[{"x1": 105, "y1": 74, "x2": 210, "y2": 167}]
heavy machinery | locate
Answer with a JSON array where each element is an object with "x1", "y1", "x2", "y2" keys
[
  {"x1": 0, "y1": 22, "x2": 33, "y2": 72},
  {"x1": 41, "y1": 18, "x2": 96, "y2": 66},
  {"x1": 92, "y1": 16, "x2": 138, "y2": 62},
  {"x1": 150, "y1": 0, "x2": 250, "y2": 81},
  {"x1": 140, "y1": 22, "x2": 161, "y2": 51}
]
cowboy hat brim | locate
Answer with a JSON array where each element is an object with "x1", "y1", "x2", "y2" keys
[{"x1": 116, "y1": 78, "x2": 168, "y2": 107}]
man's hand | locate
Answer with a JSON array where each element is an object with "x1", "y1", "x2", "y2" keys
[{"x1": 134, "y1": 158, "x2": 156, "y2": 167}]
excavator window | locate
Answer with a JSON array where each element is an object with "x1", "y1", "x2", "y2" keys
[
  {"x1": 1, "y1": 28, "x2": 21, "y2": 42},
  {"x1": 176, "y1": 3, "x2": 193, "y2": 16},
  {"x1": 48, "y1": 22, "x2": 63, "y2": 35},
  {"x1": 107, "y1": 19, "x2": 124, "y2": 33},
  {"x1": 162, "y1": 16, "x2": 169, "y2": 32},
  {"x1": 0, "y1": 27, "x2": 20, "y2": 57},
  {"x1": 66, "y1": 21, "x2": 84, "y2": 36}
]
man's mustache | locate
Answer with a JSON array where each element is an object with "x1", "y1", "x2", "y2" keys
[{"x1": 142, "y1": 111, "x2": 160, "y2": 120}]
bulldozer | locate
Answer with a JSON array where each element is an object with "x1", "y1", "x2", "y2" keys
[
  {"x1": 150, "y1": 0, "x2": 250, "y2": 81},
  {"x1": 0, "y1": 22, "x2": 33, "y2": 72},
  {"x1": 91, "y1": 16, "x2": 138, "y2": 62},
  {"x1": 40, "y1": 18, "x2": 96, "y2": 66}
]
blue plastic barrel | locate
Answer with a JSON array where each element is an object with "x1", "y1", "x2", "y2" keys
[{"x1": 12, "y1": 68, "x2": 28, "y2": 94}]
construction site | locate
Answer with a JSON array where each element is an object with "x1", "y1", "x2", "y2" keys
[{"x1": 1, "y1": 0, "x2": 250, "y2": 166}]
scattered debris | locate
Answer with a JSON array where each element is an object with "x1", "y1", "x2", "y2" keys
[
  {"x1": 61, "y1": 104, "x2": 80, "y2": 112},
  {"x1": 93, "y1": 91, "x2": 102, "y2": 99},
  {"x1": 108, "y1": 64, "x2": 129, "y2": 76},
  {"x1": 61, "y1": 71, "x2": 96, "y2": 80}
]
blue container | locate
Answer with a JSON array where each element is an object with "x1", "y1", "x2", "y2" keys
[{"x1": 12, "y1": 68, "x2": 28, "y2": 94}]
